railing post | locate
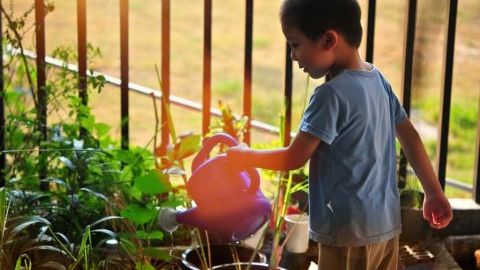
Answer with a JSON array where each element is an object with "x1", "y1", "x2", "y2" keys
[
  {"x1": 161, "y1": 0, "x2": 170, "y2": 150},
  {"x1": 77, "y1": 0, "x2": 88, "y2": 138},
  {"x1": 283, "y1": 44, "x2": 292, "y2": 147},
  {"x1": 243, "y1": 0, "x2": 253, "y2": 145},
  {"x1": 120, "y1": 0, "x2": 129, "y2": 150},
  {"x1": 365, "y1": 0, "x2": 376, "y2": 63},
  {"x1": 436, "y1": 0, "x2": 458, "y2": 190},
  {"x1": 475, "y1": 95, "x2": 480, "y2": 203},
  {"x1": 35, "y1": 0, "x2": 48, "y2": 190},
  {"x1": 202, "y1": 0, "x2": 212, "y2": 137},
  {"x1": 398, "y1": 0, "x2": 417, "y2": 188},
  {"x1": 0, "y1": 2, "x2": 5, "y2": 187}
]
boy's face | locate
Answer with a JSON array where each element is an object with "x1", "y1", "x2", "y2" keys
[{"x1": 282, "y1": 25, "x2": 335, "y2": 79}]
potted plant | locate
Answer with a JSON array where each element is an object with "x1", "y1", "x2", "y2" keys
[
  {"x1": 182, "y1": 244, "x2": 268, "y2": 270},
  {"x1": 399, "y1": 171, "x2": 428, "y2": 243}
]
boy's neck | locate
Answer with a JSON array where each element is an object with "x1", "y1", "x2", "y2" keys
[{"x1": 329, "y1": 49, "x2": 370, "y2": 78}]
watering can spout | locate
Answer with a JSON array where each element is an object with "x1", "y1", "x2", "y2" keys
[{"x1": 157, "y1": 207, "x2": 179, "y2": 233}]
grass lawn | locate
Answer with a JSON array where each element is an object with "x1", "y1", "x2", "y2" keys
[{"x1": 9, "y1": 0, "x2": 480, "y2": 198}]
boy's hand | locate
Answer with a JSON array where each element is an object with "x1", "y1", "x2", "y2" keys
[
  {"x1": 225, "y1": 143, "x2": 250, "y2": 171},
  {"x1": 422, "y1": 192, "x2": 453, "y2": 229}
]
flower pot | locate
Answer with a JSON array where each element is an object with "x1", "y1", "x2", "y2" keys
[
  {"x1": 400, "y1": 189, "x2": 424, "y2": 208},
  {"x1": 400, "y1": 207, "x2": 429, "y2": 242},
  {"x1": 284, "y1": 214, "x2": 309, "y2": 253},
  {"x1": 212, "y1": 262, "x2": 287, "y2": 270},
  {"x1": 182, "y1": 244, "x2": 267, "y2": 270}
]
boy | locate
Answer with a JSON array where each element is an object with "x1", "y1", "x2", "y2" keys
[{"x1": 226, "y1": 0, "x2": 452, "y2": 269}]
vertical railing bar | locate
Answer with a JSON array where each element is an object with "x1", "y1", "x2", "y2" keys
[
  {"x1": 120, "y1": 0, "x2": 129, "y2": 149},
  {"x1": 365, "y1": 0, "x2": 376, "y2": 63},
  {"x1": 475, "y1": 95, "x2": 480, "y2": 203},
  {"x1": 35, "y1": 0, "x2": 48, "y2": 190},
  {"x1": 398, "y1": 0, "x2": 417, "y2": 188},
  {"x1": 77, "y1": 0, "x2": 88, "y2": 138},
  {"x1": 0, "y1": 4, "x2": 5, "y2": 187},
  {"x1": 161, "y1": 0, "x2": 170, "y2": 149},
  {"x1": 202, "y1": 0, "x2": 212, "y2": 136},
  {"x1": 283, "y1": 45, "x2": 292, "y2": 147},
  {"x1": 436, "y1": 0, "x2": 458, "y2": 190},
  {"x1": 243, "y1": 0, "x2": 253, "y2": 145}
]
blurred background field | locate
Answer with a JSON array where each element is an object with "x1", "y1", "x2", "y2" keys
[{"x1": 8, "y1": 0, "x2": 480, "y2": 198}]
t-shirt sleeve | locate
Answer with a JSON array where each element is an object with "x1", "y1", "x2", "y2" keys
[
  {"x1": 299, "y1": 85, "x2": 344, "y2": 145},
  {"x1": 392, "y1": 93, "x2": 407, "y2": 124},
  {"x1": 379, "y1": 72, "x2": 408, "y2": 124}
]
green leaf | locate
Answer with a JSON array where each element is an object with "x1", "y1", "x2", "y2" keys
[
  {"x1": 175, "y1": 134, "x2": 201, "y2": 160},
  {"x1": 24, "y1": 245, "x2": 66, "y2": 255},
  {"x1": 136, "y1": 262, "x2": 155, "y2": 270},
  {"x1": 89, "y1": 216, "x2": 123, "y2": 228},
  {"x1": 5, "y1": 91, "x2": 22, "y2": 105},
  {"x1": 10, "y1": 129, "x2": 25, "y2": 149},
  {"x1": 95, "y1": 122, "x2": 111, "y2": 138},
  {"x1": 79, "y1": 188, "x2": 108, "y2": 201},
  {"x1": 58, "y1": 156, "x2": 74, "y2": 170},
  {"x1": 129, "y1": 186, "x2": 143, "y2": 201},
  {"x1": 80, "y1": 114, "x2": 95, "y2": 132},
  {"x1": 42, "y1": 177, "x2": 67, "y2": 187},
  {"x1": 9, "y1": 216, "x2": 51, "y2": 241},
  {"x1": 91, "y1": 229, "x2": 117, "y2": 239},
  {"x1": 161, "y1": 197, "x2": 185, "y2": 208},
  {"x1": 15, "y1": 255, "x2": 27, "y2": 270},
  {"x1": 120, "y1": 204, "x2": 157, "y2": 225},
  {"x1": 134, "y1": 170, "x2": 171, "y2": 196},
  {"x1": 143, "y1": 248, "x2": 171, "y2": 261},
  {"x1": 115, "y1": 150, "x2": 134, "y2": 163},
  {"x1": 135, "y1": 230, "x2": 164, "y2": 240},
  {"x1": 0, "y1": 188, "x2": 6, "y2": 230}
]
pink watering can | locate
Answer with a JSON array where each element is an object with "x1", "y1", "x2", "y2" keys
[{"x1": 158, "y1": 133, "x2": 272, "y2": 242}]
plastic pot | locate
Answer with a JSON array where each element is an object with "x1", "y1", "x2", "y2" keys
[{"x1": 284, "y1": 214, "x2": 309, "y2": 253}]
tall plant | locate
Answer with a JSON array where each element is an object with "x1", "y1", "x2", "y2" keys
[{"x1": 267, "y1": 75, "x2": 311, "y2": 269}]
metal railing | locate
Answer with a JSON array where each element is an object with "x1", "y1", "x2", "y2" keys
[
  {"x1": 0, "y1": 0, "x2": 478, "y2": 202},
  {"x1": 12, "y1": 45, "x2": 473, "y2": 195}
]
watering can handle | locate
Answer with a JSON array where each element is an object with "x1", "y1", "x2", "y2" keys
[
  {"x1": 191, "y1": 133, "x2": 260, "y2": 194},
  {"x1": 192, "y1": 133, "x2": 238, "y2": 171},
  {"x1": 244, "y1": 167, "x2": 260, "y2": 194}
]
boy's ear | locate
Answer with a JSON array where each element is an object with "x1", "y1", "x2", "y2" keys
[{"x1": 323, "y1": 30, "x2": 338, "y2": 50}]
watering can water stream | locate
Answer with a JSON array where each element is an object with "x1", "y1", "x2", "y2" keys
[{"x1": 158, "y1": 133, "x2": 272, "y2": 242}]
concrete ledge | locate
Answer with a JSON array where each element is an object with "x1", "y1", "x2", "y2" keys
[{"x1": 449, "y1": 198, "x2": 480, "y2": 210}]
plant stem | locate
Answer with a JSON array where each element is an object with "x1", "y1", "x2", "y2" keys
[
  {"x1": 0, "y1": 6, "x2": 38, "y2": 109},
  {"x1": 48, "y1": 226, "x2": 76, "y2": 260}
]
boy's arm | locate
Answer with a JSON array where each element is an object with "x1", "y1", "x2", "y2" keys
[
  {"x1": 226, "y1": 131, "x2": 321, "y2": 171},
  {"x1": 396, "y1": 118, "x2": 453, "y2": 229}
]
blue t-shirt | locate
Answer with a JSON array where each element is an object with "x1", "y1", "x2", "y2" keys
[{"x1": 299, "y1": 65, "x2": 407, "y2": 247}]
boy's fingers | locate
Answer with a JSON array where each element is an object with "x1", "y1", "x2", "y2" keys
[
  {"x1": 429, "y1": 222, "x2": 444, "y2": 229},
  {"x1": 423, "y1": 209, "x2": 433, "y2": 223},
  {"x1": 429, "y1": 211, "x2": 452, "y2": 229}
]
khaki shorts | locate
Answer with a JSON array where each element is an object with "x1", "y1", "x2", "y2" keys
[{"x1": 317, "y1": 236, "x2": 399, "y2": 270}]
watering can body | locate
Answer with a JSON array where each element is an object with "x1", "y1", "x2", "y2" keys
[{"x1": 162, "y1": 133, "x2": 272, "y2": 242}]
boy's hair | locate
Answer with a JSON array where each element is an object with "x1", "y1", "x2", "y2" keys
[{"x1": 280, "y1": 0, "x2": 363, "y2": 48}]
